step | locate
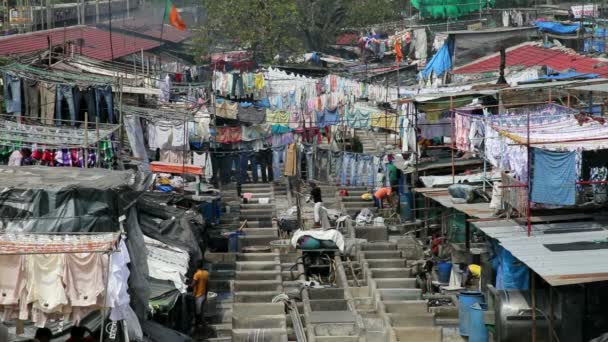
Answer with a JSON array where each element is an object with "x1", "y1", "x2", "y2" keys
[
  {"x1": 232, "y1": 314, "x2": 286, "y2": 329},
  {"x1": 313, "y1": 322, "x2": 357, "y2": 336},
  {"x1": 370, "y1": 268, "x2": 412, "y2": 278},
  {"x1": 233, "y1": 303, "x2": 285, "y2": 315},
  {"x1": 236, "y1": 271, "x2": 281, "y2": 281},
  {"x1": 238, "y1": 236, "x2": 279, "y2": 251},
  {"x1": 378, "y1": 289, "x2": 422, "y2": 301},
  {"x1": 383, "y1": 300, "x2": 428, "y2": 315},
  {"x1": 362, "y1": 250, "x2": 402, "y2": 259},
  {"x1": 374, "y1": 278, "x2": 417, "y2": 289},
  {"x1": 366, "y1": 259, "x2": 407, "y2": 269},
  {"x1": 240, "y1": 204, "x2": 275, "y2": 210},
  {"x1": 388, "y1": 313, "x2": 436, "y2": 327},
  {"x1": 208, "y1": 323, "x2": 232, "y2": 338},
  {"x1": 237, "y1": 253, "x2": 279, "y2": 262},
  {"x1": 206, "y1": 337, "x2": 232, "y2": 342},
  {"x1": 234, "y1": 291, "x2": 280, "y2": 303},
  {"x1": 309, "y1": 299, "x2": 349, "y2": 311},
  {"x1": 361, "y1": 242, "x2": 397, "y2": 251},
  {"x1": 308, "y1": 288, "x2": 345, "y2": 300},
  {"x1": 315, "y1": 337, "x2": 358, "y2": 342},
  {"x1": 354, "y1": 297, "x2": 375, "y2": 311},
  {"x1": 232, "y1": 328, "x2": 288, "y2": 342},
  {"x1": 236, "y1": 261, "x2": 280, "y2": 272},
  {"x1": 393, "y1": 327, "x2": 442, "y2": 341},
  {"x1": 240, "y1": 228, "x2": 279, "y2": 237},
  {"x1": 233, "y1": 280, "x2": 282, "y2": 292}
]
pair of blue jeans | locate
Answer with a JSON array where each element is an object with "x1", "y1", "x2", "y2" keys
[
  {"x1": 272, "y1": 146, "x2": 286, "y2": 181},
  {"x1": 356, "y1": 155, "x2": 371, "y2": 186},
  {"x1": 341, "y1": 152, "x2": 354, "y2": 186},
  {"x1": 239, "y1": 152, "x2": 261, "y2": 183},
  {"x1": 95, "y1": 85, "x2": 114, "y2": 123},
  {"x1": 56, "y1": 85, "x2": 76, "y2": 126},
  {"x1": 302, "y1": 143, "x2": 315, "y2": 182},
  {"x1": 3, "y1": 73, "x2": 21, "y2": 115}
]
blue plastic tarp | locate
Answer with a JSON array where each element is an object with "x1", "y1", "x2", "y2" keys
[
  {"x1": 534, "y1": 21, "x2": 581, "y2": 34},
  {"x1": 421, "y1": 37, "x2": 454, "y2": 79},
  {"x1": 490, "y1": 240, "x2": 530, "y2": 290},
  {"x1": 521, "y1": 71, "x2": 599, "y2": 84}
]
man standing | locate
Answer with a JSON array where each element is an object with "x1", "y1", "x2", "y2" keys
[
  {"x1": 193, "y1": 261, "x2": 209, "y2": 327},
  {"x1": 308, "y1": 181, "x2": 323, "y2": 228}
]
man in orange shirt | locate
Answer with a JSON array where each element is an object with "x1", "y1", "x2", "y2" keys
[
  {"x1": 192, "y1": 260, "x2": 209, "y2": 327},
  {"x1": 374, "y1": 187, "x2": 395, "y2": 209}
]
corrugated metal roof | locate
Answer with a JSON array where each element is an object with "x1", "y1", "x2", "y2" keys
[
  {"x1": 474, "y1": 219, "x2": 608, "y2": 286},
  {"x1": 0, "y1": 26, "x2": 160, "y2": 61},
  {"x1": 453, "y1": 42, "x2": 608, "y2": 78},
  {"x1": 109, "y1": 19, "x2": 192, "y2": 43}
]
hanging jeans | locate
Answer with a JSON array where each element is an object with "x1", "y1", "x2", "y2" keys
[
  {"x1": 40, "y1": 82, "x2": 56, "y2": 125},
  {"x1": 349, "y1": 154, "x2": 360, "y2": 186},
  {"x1": 341, "y1": 153, "x2": 354, "y2": 186},
  {"x1": 23, "y1": 79, "x2": 39, "y2": 118},
  {"x1": 258, "y1": 149, "x2": 273, "y2": 182},
  {"x1": 272, "y1": 146, "x2": 286, "y2": 181},
  {"x1": 357, "y1": 155, "x2": 371, "y2": 186},
  {"x1": 239, "y1": 151, "x2": 260, "y2": 183},
  {"x1": 232, "y1": 74, "x2": 245, "y2": 98},
  {"x1": 55, "y1": 85, "x2": 76, "y2": 126},
  {"x1": 331, "y1": 151, "x2": 343, "y2": 185},
  {"x1": 95, "y1": 85, "x2": 114, "y2": 123},
  {"x1": 315, "y1": 149, "x2": 330, "y2": 182},
  {"x1": 74, "y1": 86, "x2": 97, "y2": 124},
  {"x1": 368, "y1": 156, "x2": 379, "y2": 187},
  {"x1": 4, "y1": 73, "x2": 21, "y2": 115},
  {"x1": 302, "y1": 143, "x2": 315, "y2": 182}
]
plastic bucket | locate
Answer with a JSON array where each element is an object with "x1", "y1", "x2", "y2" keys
[
  {"x1": 469, "y1": 303, "x2": 489, "y2": 342},
  {"x1": 458, "y1": 291, "x2": 485, "y2": 336},
  {"x1": 437, "y1": 261, "x2": 452, "y2": 283},
  {"x1": 227, "y1": 231, "x2": 245, "y2": 252},
  {"x1": 203, "y1": 291, "x2": 218, "y2": 317}
]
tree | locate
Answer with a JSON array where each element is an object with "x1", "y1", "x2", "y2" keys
[
  {"x1": 193, "y1": 0, "x2": 406, "y2": 62},
  {"x1": 195, "y1": 0, "x2": 303, "y2": 62}
]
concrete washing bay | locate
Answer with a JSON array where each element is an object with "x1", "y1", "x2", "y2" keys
[{"x1": 203, "y1": 182, "x2": 461, "y2": 342}]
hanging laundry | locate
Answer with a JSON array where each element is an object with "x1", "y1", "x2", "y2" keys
[
  {"x1": 284, "y1": 143, "x2": 297, "y2": 177},
  {"x1": 531, "y1": 149, "x2": 577, "y2": 206},
  {"x1": 215, "y1": 126, "x2": 242, "y2": 144}
]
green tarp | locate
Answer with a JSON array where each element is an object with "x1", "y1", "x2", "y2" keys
[{"x1": 411, "y1": 0, "x2": 495, "y2": 18}]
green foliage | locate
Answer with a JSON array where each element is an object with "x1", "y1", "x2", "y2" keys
[{"x1": 193, "y1": 0, "x2": 405, "y2": 62}]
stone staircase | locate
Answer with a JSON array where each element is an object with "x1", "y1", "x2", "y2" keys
[
  {"x1": 232, "y1": 252, "x2": 288, "y2": 342},
  {"x1": 238, "y1": 183, "x2": 278, "y2": 252},
  {"x1": 360, "y1": 242, "x2": 442, "y2": 342},
  {"x1": 338, "y1": 186, "x2": 376, "y2": 218}
]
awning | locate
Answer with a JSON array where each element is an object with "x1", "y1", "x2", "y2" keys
[{"x1": 473, "y1": 219, "x2": 608, "y2": 286}]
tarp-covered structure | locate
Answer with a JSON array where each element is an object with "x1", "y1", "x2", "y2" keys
[{"x1": 411, "y1": 0, "x2": 495, "y2": 18}]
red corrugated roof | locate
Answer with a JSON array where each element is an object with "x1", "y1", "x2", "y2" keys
[
  {"x1": 453, "y1": 43, "x2": 608, "y2": 77},
  {"x1": 0, "y1": 26, "x2": 160, "y2": 61}
]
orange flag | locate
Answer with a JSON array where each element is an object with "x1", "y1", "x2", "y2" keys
[
  {"x1": 395, "y1": 39, "x2": 403, "y2": 64},
  {"x1": 164, "y1": 0, "x2": 186, "y2": 31}
]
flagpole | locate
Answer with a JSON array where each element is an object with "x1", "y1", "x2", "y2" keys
[{"x1": 159, "y1": 4, "x2": 167, "y2": 71}]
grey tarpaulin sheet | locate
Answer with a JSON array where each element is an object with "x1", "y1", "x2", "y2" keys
[
  {"x1": 0, "y1": 166, "x2": 143, "y2": 232},
  {"x1": 0, "y1": 166, "x2": 152, "y2": 321},
  {"x1": 135, "y1": 192, "x2": 204, "y2": 263},
  {"x1": 141, "y1": 320, "x2": 192, "y2": 342}
]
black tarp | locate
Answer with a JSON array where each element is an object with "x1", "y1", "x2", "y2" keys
[{"x1": 135, "y1": 192, "x2": 204, "y2": 263}]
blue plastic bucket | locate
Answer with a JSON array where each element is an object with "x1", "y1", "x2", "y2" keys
[
  {"x1": 469, "y1": 303, "x2": 489, "y2": 342},
  {"x1": 437, "y1": 261, "x2": 452, "y2": 283},
  {"x1": 228, "y1": 231, "x2": 245, "y2": 252},
  {"x1": 458, "y1": 291, "x2": 485, "y2": 336}
]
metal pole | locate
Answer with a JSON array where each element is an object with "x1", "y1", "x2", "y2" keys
[
  {"x1": 450, "y1": 96, "x2": 455, "y2": 184},
  {"x1": 532, "y1": 274, "x2": 537, "y2": 342},
  {"x1": 527, "y1": 102, "x2": 531, "y2": 237},
  {"x1": 84, "y1": 111, "x2": 89, "y2": 168}
]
